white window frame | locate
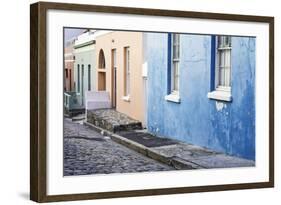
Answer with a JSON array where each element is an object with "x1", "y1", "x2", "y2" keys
[
  {"x1": 172, "y1": 33, "x2": 180, "y2": 94},
  {"x1": 208, "y1": 36, "x2": 232, "y2": 102},
  {"x1": 165, "y1": 33, "x2": 181, "y2": 103},
  {"x1": 123, "y1": 47, "x2": 130, "y2": 101}
]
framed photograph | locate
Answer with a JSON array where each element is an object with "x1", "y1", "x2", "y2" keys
[{"x1": 30, "y1": 1, "x2": 274, "y2": 202}]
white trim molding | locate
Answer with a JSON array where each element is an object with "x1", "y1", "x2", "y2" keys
[
  {"x1": 165, "y1": 93, "x2": 181, "y2": 103},
  {"x1": 122, "y1": 95, "x2": 130, "y2": 102},
  {"x1": 64, "y1": 59, "x2": 75, "y2": 62},
  {"x1": 207, "y1": 90, "x2": 232, "y2": 102}
]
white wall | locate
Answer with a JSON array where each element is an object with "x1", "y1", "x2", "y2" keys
[{"x1": 0, "y1": 0, "x2": 279, "y2": 205}]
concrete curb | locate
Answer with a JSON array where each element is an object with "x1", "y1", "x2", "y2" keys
[{"x1": 84, "y1": 121, "x2": 203, "y2": 170}]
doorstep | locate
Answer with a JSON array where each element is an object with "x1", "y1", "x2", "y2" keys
[{"x1": 87, "y1": 109, "x2": 142, "y2": 132}]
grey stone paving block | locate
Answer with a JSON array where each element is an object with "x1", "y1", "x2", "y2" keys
[{"x1": 87, "y1": 109, "x2": 142, "y2": 132}]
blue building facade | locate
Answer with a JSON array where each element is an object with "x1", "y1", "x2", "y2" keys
[{"x1": 144, "y1": 33, "x2": 256, "y2": 160}]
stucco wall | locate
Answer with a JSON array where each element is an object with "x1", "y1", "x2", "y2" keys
[
  {"x1": 95, "y1": 31, "x2": 145, "y2": 124},
  {"x1": 145, "y1": 33, "x2": 256, "y2": 160}
]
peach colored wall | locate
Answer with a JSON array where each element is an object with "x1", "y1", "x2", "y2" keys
[{"x1": 95, "y1": 31, "x2": 145, "y2": 124}]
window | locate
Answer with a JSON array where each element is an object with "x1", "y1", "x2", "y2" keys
[
  {"x1": 165, "y1": 33, "x2": 181, "y2": 103},
  {"x1": 98, "y1": 49, "x2": 106, "y2": 69},
  {"x1": 172, "y1": 34, "x2": 180, "y2": 93},
  {"x1": 207, "y1": 35, "x2": 232, "y2": 102},
  {"x1": 123, "y1": 47, "x2": 130, "y2": 99},
  {"x1": 81, "y1": 64, "x2": 84, "y2": 95},
  {"x1": 77, "y1": 64, "x2": 80, "y2": 93},
  {"x1": 65, "y1": 68, "x2": 68, "y2": 78},
  {"x1": 69, "y1": 70, "x2": 72, "y2": 91},
  {"x1": 98, "y1": 49, "x2": 106, "y2": 91},
  {"x1": 217, "y1": 36, "x2": 231, "y2": 89},
  {"x1": 113, "y1": 49, "x2": 117, "y2": 69},
  {"x1": 88, "y1": 64, "x2": 91, "y2": 91}
]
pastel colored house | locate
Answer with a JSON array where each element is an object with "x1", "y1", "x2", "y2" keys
[
  {"x1": 64, "y1": 38, "x2": 75, "y2": 91},
  {"x1": 94, "y1": 31, "x2": 147, "y2": 126},
  {"x1": 73, "y1": 30, "x2": 97, "y2": 107},
  {"x1": 144, "y1": 33, "x2": 255, "y2": 160}
]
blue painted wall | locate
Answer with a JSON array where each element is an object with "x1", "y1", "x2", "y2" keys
[{"x1": 145, "y1": 33, "x2": 256, "y2": 160}]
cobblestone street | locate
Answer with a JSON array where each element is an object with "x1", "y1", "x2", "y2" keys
[{"x1": 63, "y1": 118, "x2": 174, "y2": 176}]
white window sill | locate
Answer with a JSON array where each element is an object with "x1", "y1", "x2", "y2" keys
[
  {"x1": 207, "y1": 90, "x2": 232, "y2": 102},
  {"x1": 165, "y1": 93, "x2": 181, "y2": 103},
  {"x1": 122, "y1": 95, "x2": 130, "y2": 102}
]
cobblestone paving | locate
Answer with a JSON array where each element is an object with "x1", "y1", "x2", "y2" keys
[{"x1": 63, "y1": 118, "x2": 174, "y2": 176}]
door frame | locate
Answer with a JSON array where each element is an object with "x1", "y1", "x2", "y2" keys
[{"x1": 111, "y1": 49, "x2": 117, "y2": 108}]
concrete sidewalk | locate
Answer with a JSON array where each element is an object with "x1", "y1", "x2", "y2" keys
[{"x1": 84, "y1": 121, "x2": 255, "y2": 170}]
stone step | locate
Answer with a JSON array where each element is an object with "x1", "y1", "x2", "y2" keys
[
  {"x1": 72, "y1": 114, "x2": 85, "y2": 122},
  {"x1": 87, "y1": 109, "x2": 142, "y2": 132}
]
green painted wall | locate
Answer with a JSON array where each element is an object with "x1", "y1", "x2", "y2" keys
[{"x1": 74, "y1": 44, "x2": 96, "y2": 106}]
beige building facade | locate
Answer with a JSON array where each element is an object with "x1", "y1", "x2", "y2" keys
[{"x1": 95, "y1": 31, "x2": 146, "y2": 125}]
